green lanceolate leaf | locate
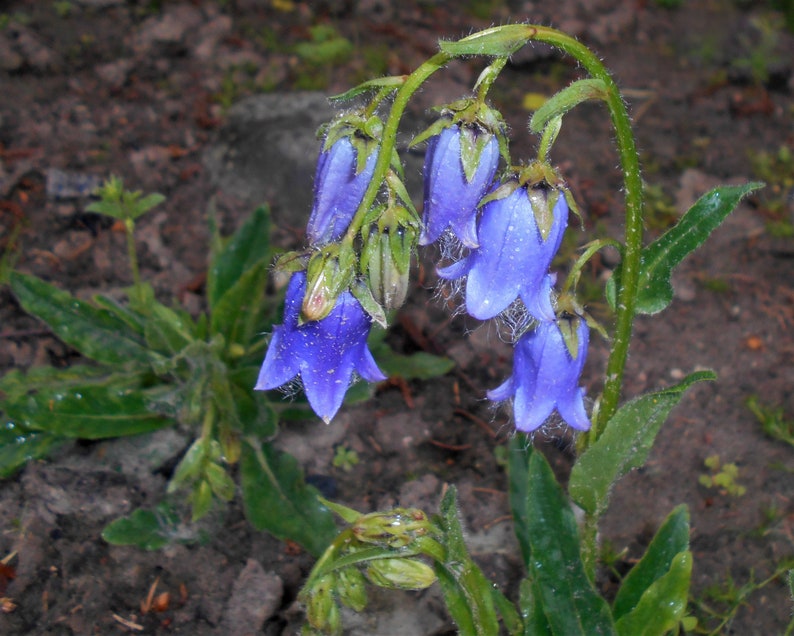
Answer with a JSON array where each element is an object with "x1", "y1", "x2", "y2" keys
[
  {"x1": 2, "y1": 372, "x2": 171, "y2": 439},
  {"x1": 10, "y1": 272, "x2": 153, "y2": 367},
  {"x1": 509, "y1": 441, "x2": 616, "y2": 636},
  {"x1": 368, "y1": 329, "x2": 455, "y2": 380},
  {"x1": 613, "y1": 505, "x2": 690, "y2": 621},
  {"x1": 529, "y1": 79, "x2": 608, "y2": 134},
  {"x1": 0, "y1": 421, "x2": 65, "y2": 479},
  {"x1": 439, "y1": 24, "x2": 533, "y2": 57},
  {"x1": 240, "y1": 439, "x2": 337, "y2": 557},
  {"x1": 519, "y1": 578, "x2": 552, "y2": 636},
  {"x1": 143, "y1": 301, "x2": 196, "y2": 355},
  {"x1": 508, "y1": 434, "x2": 535, "y2": 568},
  {"x1": 208, "y1": 205, "x2": 272, "y2": 311},
  {"x1": 569, "y1": 371, "x2": 716, "y2": 518},
  {"x1": 330, "y1": 75, "x2": 406, "y2": 102},
  {"x1": 210, "y1": 259, "x2": 270, "y2": 348},
  {"x1": 433, "y1": 487, "x2": 500, "y2": 636},
  {"x1": 606, "y1": 182, "x2": 764, "y2": 314},
  {"x1": 615, "y1": 551, "x2": 692, "y2": 636}
]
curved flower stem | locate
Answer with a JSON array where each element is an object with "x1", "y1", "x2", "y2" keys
[
  {"x1": 525, "y1": 26, "x2": 644, "y2": 435},
  {"x1": 344, "y1": 51, "x2": 452, "y2": 244}
]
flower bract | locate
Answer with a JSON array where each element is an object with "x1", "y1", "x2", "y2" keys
[
  {"x1": 437, "y1": 183, "x2": 567, "y2": 321},
  {"x1": 487, "y1": 318, "x2": 591, "y2": 432},
  {"x1": 255, "y1": 271, "x2": 386, "y2": 423},
  {"x1": 306, "y1": 136, "x2": 378, "y2": 245},
  {"x1": 419, "y1": 123, "x2": 499, "y2": 248}
]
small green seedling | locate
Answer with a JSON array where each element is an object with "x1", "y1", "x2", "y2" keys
[
  {"x1": 699, "y1": 454, "x2": 747, "y2": 497},
  {"x1": 332, "y1": 446, "x2": 359, "y2": 472},
  {"x1": 746, "y1": 395, "x2": 794, "y2": 448}
]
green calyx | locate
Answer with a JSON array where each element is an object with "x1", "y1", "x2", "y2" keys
[
  {"x1": 302, "y1": 243, "x2": 356, "y2": 323},
  {"x1": 410, "y1": 98, "x2": 508, "y2": 182},
  {"x1": 322, "y1": 111, "x2": 383, "y2": 175}
]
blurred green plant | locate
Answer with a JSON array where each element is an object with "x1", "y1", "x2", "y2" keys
[
  {"x1": 332, "y1": 446, "x2": 359, "y2": 472},
  {"x1": 698, "y1": 454, "x2": 747, "y2": 497},
  {"x1": 746, "y1": 395, "x2": 794, "y2": 447},
  {"x1": 0, "y1": 177, "x2": 454, "y2": 556},
  {"x1": 690, "y1": 560, "x2": 794, "y2": 635}
]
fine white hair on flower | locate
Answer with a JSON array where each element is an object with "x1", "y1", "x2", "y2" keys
[
  {"x1": 432, "y1": 229, "x2": 469, "y2": 317},
  {"x1": 277, "y1": 377, "x2": 305, "y2": 401}
]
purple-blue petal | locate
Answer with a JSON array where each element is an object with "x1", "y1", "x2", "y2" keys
[
  {"x1": 306, "y1": 138, "x2": 378, "y2": 244},
  {"x1": 488, "y1": 318, "x2": 591, "y2": 432},
  {"x1": 254, "y1": 271, "x2": 385, "y2": 423},
  {"x1": 420, "y1": 125, "x2": 499, "y2": 248}
]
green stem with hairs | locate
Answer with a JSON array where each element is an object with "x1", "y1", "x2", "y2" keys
[
  {"x1": 524, "y1": 26, "x2": 644, "y2": 434},
  {"x1": 343, "y1": 51, "x2": 452, "y2": 245}
]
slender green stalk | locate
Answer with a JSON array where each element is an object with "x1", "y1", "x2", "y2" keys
[
  {"x1": 124, "y1": 218, "x2": 144, "y2": 303},
  {"x1": 525, "y1": 26, "x2": 644, "y2": 433},
  {"x1": 344, "y1": 51, "x2": 451, "y2": 244}
]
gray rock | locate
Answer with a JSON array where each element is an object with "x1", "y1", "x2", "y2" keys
[
  {"x1": 203, "y1": 92, "x2": 334, "y2": 226},
  {"x1": 219, "y1": 560, "x2": 283, "y2": 635}
]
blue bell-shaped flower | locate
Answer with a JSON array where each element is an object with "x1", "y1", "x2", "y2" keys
[
  {"x1": 487, "y1": 316, "x2": 591, "y2": 432},
  {"x1": 255, "y1": 271, "x2": 386, "y2": 423}
]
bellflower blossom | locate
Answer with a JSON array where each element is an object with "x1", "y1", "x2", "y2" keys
[
  {"x1": 437, "y1": 183, "x2": 568, "y2": 321},
  {"x1": 255, "y1": 271, "x2": 386, "y2": 423},
  {"x1": 487, "y1": 318, "x2": 591, "y2": 432},
  {"x1": 306, "y1": 136, "x2": 378, "y2": 245},
  {"x1": 420, "y1": 124, "x2": 500, "y2": 248}
]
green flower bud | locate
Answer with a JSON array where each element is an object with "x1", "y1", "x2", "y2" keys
[
  {"x1": 337, "y1": 566, "x2": 368, "y2": 611},
  {"x1": 302, "y1": 244, "x2": 355, "y2": 322},
  {"x1": 351, "y1": 508, "x2": 431, "y2": 548},
  {"x1": 366, "y1": 557, "x2": 436, "y2": 590},
  {"x1": 304, "y1": 574, "x2": 340, "y2": 633},
  {"x1": 360, "y1": 204, "x2": 417, "y2": 311}
]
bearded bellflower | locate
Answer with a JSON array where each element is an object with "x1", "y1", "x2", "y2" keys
[
  {"x1": 306, "y1": 135, "x2": 378, "y2": 245},
  {"x1": 255, "y1": 271, "x2": 386, "y2": 423},
  {"x1": 437, "y1": 181, "x2": 568, "y2": 321},
  {"x1": 419, "y1": 123, "x2": 500, "y2": 248},
  {"x1": 487, "y1": 317, "x2": 591, "y2": 432}
]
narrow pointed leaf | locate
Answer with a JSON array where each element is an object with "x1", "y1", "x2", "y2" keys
[
  {"x1": 613, "y1": 505, "x2": 690, "y2": 620},
  {"x1": 512, "y1": 445, "x2": 616, "y2": 635},
  {"x1": 210, "y1": 260, "x2": 270, "y2": 347},
  {"x1": 144, "y1": 301, "x2": 196, "y2": 355},
  {"x1": 240, "y1": 439, "x2": 337, "y2": 557},
  {"x1": 606, "y1": 182, "x2": 763, "y2": 314},
  {"x1": 615, "y1": 551, "x2": 692, "y2": 636},
  {"x1": 2, "y1": 373, "x2": 171, "y2": 439},
  {"x1": 433, "y1": 487, "x2": 500, "y2": 636},
  {"x1": 529, "y1": 79, "x2": 608, "y2": 134},
  {"x1": 208, "y1": 205, "x2": 272, "y2": 310},
  {"x1": 330, "y1": 75, "x2": 405, "y2": 102},
  {"x1": 10, "y1": 272, "x2": 152, "y2": 366},
  {"x1": 569, "y1": 371, "x2": 715, "y2": 518},
  {"x1": 0, "y1": 422, "x2": 66, "y2": 478}
]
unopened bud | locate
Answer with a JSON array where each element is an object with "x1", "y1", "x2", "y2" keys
[
  {"x1": 337, "y1": 566, "x2": 368, "y2": 611},
  {"x1": 360, "y1": 205, "x2": 417, "y2": 311},
  {"x1": 304, "y1": 574, "x2": 340, "y2": 632},
  {"x1": 351, "y1": 508, "x2": 431, "y2": 548},
  {"x1": 302, "y1": 244, "x2": 355, "y2": 322},
  {"x1": 366, "y1": 557, "x2": 436, "y2": 590}
]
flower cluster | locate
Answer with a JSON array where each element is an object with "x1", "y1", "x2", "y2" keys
[{"x1": 256, "y1": 95, "x2": 591, "y2": 432}]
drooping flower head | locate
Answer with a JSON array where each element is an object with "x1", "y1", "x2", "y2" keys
[
  {"x1": 255, "y1": 271, "x2": 386, "y2": 423},
  {"x1": 487, "y1": 316, "x2": 590, "y2": 432},
  {"x1": 306, "y1": 118, "x2": 380, "y2": 246},
  {"x1": 437, "y1": 169, "x2": 570, "y2": 321},
  {"x1": 419, "y1": 121, "x2": 500, "y2": 248}
]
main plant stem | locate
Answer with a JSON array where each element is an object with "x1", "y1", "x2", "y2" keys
[
  {"x1": 525, "y1": 26, "x2": 644, "y2": 578},
  {"x1": 525, "y1": 26, "x2": 643, "y2": 432}
]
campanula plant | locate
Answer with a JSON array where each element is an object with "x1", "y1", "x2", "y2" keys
[{"x1": 262, "y1": 24, "x2": 767, "y2": 635}]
